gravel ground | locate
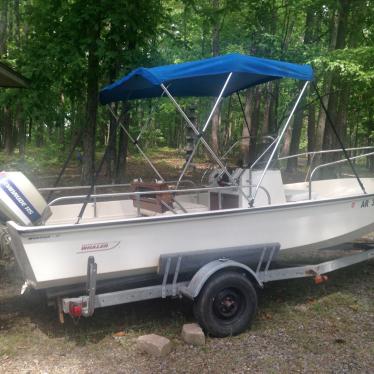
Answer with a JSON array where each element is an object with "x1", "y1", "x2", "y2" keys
[{"x1": 1, "y1": 245, "x2": 374, "y2": 374}]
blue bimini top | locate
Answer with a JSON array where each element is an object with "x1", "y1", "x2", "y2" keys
[{"x1": 99, "y1": 53, "x2": 313, "y2": 104}]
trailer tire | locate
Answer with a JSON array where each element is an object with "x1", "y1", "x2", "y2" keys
[{"x1": 193, "y1": 270, "x2": 257, "y2": 337}]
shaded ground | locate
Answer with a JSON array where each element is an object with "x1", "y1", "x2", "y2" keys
[
  {"x1": 1, "y1": 248, "x2": 373, "y2": 373},
  {"x1": 1, "y1": 147, "x2": 210, "y2": 189}
]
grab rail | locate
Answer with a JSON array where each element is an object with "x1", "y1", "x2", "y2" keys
[
  {"x1": 38, "y1": 183, "x2": 132, "y2": 192},
  {"x1": 278, "y1": 146, "x2": 374, "y2": 182},
  {"x1": 278, "y1": 146, "x2": 374, "y2": 161},
  {"x1": 48, "y1": 184, "x2": 272, "y2": 220},
  {"x1": 39, "y1": 179, "x2": 197, "y2": 193},
  {"x1": 308, "y1": 151, "x2": 374, "y2": 199}
]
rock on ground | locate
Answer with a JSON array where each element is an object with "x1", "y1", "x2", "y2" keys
[
  {"x1": 181, "y1": 323, "x2": 205, "y2": 346},
  {"x1": 136, "y1": 334, "x2": 172, "y2": 357}
]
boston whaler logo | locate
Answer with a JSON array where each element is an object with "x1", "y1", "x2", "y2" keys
[{"x1": 78, "y1": 241, "x2": 120, "y2": 254}]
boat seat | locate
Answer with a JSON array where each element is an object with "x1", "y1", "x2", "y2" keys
[
  {"x1": 285, "y1": 189, "x2": 318, "y2": 202},
  {"x1": 131, "y1": 181, "x2": 173, "y2": 214}
]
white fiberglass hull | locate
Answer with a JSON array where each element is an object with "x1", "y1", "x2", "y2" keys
[{"x1": 7, "y1": 192, "x2": 374, "y2": 289}]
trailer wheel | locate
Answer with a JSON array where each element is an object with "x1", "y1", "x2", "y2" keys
[{"x1": 193, "y1": 271, "x2": 257, "y2": 337}]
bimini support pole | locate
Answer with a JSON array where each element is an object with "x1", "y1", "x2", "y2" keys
[
  {"x1": 161, "y1": 73, "x2": 234, "y2": 187},
  {"x1": 252, "y1": 81, "x2": 310, "y2": 204},
  {"x1": 107, "y1": 105, "x2": 165, "y2": 182}
]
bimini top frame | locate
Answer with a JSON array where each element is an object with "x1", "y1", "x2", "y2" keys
[{"x1": 98, "y1": 53, "x2": 315, "y2": 206}]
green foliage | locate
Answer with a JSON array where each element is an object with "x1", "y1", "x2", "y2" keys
[
  {"x1": 313, "y1": 46, "x2": 374, "y2": 84},
  {"x1": 0, "y1": 0, "x2": 373, "y2": 169}
]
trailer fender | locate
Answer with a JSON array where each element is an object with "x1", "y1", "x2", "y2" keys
[{"x1": 180, "y1": 259, "x2": 262, "y2": 300}]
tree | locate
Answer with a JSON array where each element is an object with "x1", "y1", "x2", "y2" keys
[{"x1": 0, "y1": 0, "x2": 373, "y2": 185}]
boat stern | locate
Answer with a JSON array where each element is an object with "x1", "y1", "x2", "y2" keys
[{"x1": 6, "y1": 221, "x2": 38, "y2": 288}]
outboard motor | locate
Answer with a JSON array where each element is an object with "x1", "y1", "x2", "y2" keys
[{"x1": 0, "y1": 171, "x2": 51, "y2": 226}]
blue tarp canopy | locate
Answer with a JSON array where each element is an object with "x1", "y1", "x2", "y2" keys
[{"x1": 99, "y1": 53, "x2": 313, "y2": 104}]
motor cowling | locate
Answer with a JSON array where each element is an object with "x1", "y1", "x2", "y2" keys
[{"x1": 0, "y1": 171, "x2": 51, "y2": 225}]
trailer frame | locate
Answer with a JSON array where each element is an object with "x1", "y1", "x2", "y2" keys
[{"x1": 58, "y1": 242, "x2": 374, "y2": 336}]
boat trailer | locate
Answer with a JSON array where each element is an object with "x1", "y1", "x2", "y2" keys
[{"x1": 56, "y1": 242, "x2": 374, "y2": 337}]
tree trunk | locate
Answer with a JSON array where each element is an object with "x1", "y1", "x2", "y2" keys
[
  {"x1": 281, "y1": 120, "x2": 292, "y2": 157},
  {"x1": 3, "y1": 106, "x2": 13, "y2": 154},
  {"x1": 17, "y1": 110, "x2": 26, "y2": 159},
  {"x1": 286, "y1": 108, "x2": 303, "y2": 171},
  {"x1": 367, "y1": 107, "x2": 374, "y2": 172},
  {"x1": 28, "y1": 117, "x2": 32, "y2": 143},
  {"x1": 223, "y1": 95, "x2": 232, "y2": 149},
  {"x1": 115, "y1": 103, "x2": 130, "y2": 183},
  {"x1": 335, "y1": 83, "x2": 349, "y2": 145},
  {"x1": 286, "y1": 5, "x2": 315, "y2": 171},
  {"x1": 287, "y1": 82, "x2": 305, "y2": 172},
  {"x1": 58, "y1": 123, "x2": 64, "y2": 151},
  {"x1": 262, "y1": 83, "x2": 272, "y2": 136},
  {"x1": 106, "y1": 102, "x2": 118, "y2": 182},
  {"x1": 304, "y1": 7, "x2": 316, "y2": 164},
  {"x1": 0, "y1": 0, "x2": 8, "y2": 55},
  {"x1": 81, "y1": 28, "x2": 100, "y2": 185},
  {"x1": 322, "y1": 0, "x2": 349, "y2": 162},
  {"x1": 249, "y1": 87, "x2": 261, "y2": 163},
  {"x1": 307, "y1": 91, "x2": 316, "y2": 165},
  {"x1": 315, "y1": 78, "x2": 331, "y2": 153},
  {"x1": 104, "y1": 65, "x2": 119, "y2": 182},
  {"x1": 210, "y1": 0, "x2": 221, "y2": 154},
  {"x1": 273, "y1": 81, "x2": 280, "y2": 132},
  {"x1": 58, "y1": 94, "x2": 65, "y2": 151},
  {"x1": 35, "y1": 123, "x2": 44, "y2": 147},
  {"x1": 0, "y1": 109, "x2": 3, "y2": 147},
  {"x1": 240, "y1": 123, "x2": 250, "y2": 167},
  {"x1": 240, "y1": 88, "x2": 262, "y2": 167},
  {"x1": 211, "y1": 107, "x2": 220, "y2": 154},
  {"x1": 14, "y1": 0, "x2": 20, "y2": 45},
  {"x1": 314, "y1": 5, "x2": 339, "y2": 164}
]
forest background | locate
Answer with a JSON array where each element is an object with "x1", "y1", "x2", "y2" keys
[{"x1": 0, "y1": 0, "x2": 373, "y2": 185}]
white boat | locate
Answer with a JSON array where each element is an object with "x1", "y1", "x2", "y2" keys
[{"x1": 2, "y1": 53, "x2": 374, "y2": 291}]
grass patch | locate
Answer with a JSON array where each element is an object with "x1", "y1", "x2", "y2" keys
[
  {"x1": 0, "y1": 323, "x2": 52, "y2": 357},
  {"x1": 309, "y1": 292, "x2": 360, "y2": 313}
]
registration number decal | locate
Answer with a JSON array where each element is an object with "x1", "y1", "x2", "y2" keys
[{"x1": 359, "y1": 199, "x2": 374, "y2": 208}]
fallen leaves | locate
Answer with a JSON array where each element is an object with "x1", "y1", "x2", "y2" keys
[{"x1": 112, "y1": 331, "x2": 127, "y2": 338}]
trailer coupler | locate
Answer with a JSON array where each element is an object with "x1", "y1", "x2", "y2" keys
[
  {"x1": 62, "y1": 256, "x2": 97, "y2": 319},
  {"x1": 314, "y1": 274, "x2": 328, "y2": 284}
]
